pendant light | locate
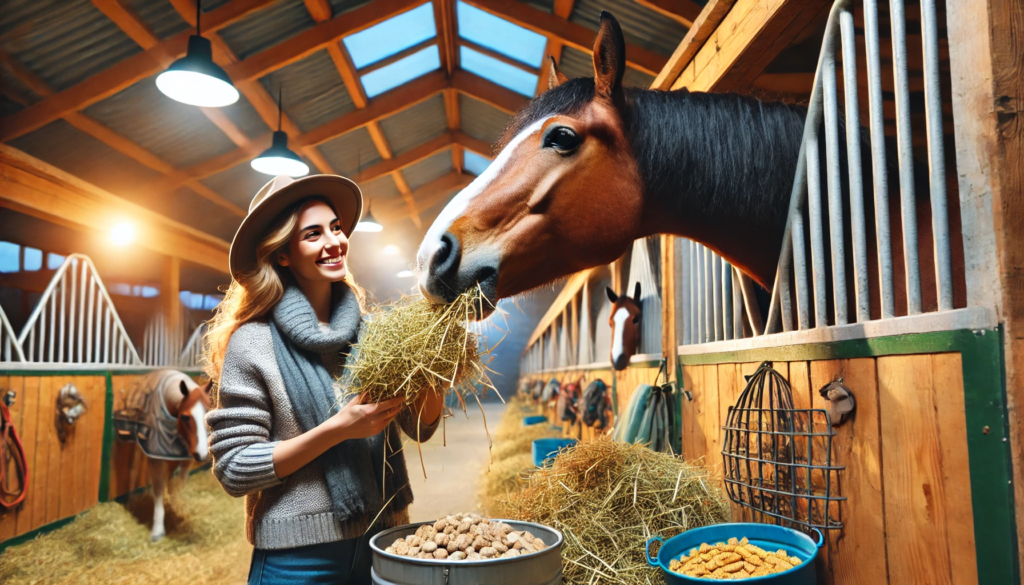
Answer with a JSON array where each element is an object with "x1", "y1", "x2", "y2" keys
[
  {"x1": 251, "y1": 88, "x2": 310, "y2": 177},
  {"x1": 155, "y1": 1, "x2": 239, "y2": 107},
  {"x1": 353, "y1": 148, "x2": 383, "y2": 231}
]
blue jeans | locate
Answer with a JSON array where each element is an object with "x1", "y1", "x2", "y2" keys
[{"x1": 248, "y1": 533, "x2": 376, "y2": 585}]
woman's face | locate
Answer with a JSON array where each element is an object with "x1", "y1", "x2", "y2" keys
[{"x1": 277, "y1": 200, "x2": 349, "y2": 284}]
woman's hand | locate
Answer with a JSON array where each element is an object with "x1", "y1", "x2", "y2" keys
[{"x1": 330, "y1": 394, "x2": 407, "y2": 441}]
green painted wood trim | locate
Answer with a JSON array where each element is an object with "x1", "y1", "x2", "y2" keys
[
  {"x1": 611, "y1": 373, "x2": 618, "y2": 418},
  {"x1": 98, "y1": 372, "x2": 114, "y2": 503},
  {"x1": 673, "y1": 360, "x2": 683, "y2": 454},
  {"x1": 628, "y1": 359, "x2": 662, "y2": 369},
  {"x1": 0, "y1": 369, "x2": 203, "y2": 377},
  {"x1": 0, "y1": 514, "x2": 77, "y2": 553},
  {"x1": 677, "y1": 327, "x2": 1018, "y2": 584}
]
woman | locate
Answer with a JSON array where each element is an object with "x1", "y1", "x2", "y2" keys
[{"x1": 203, "y1": 174, "x2": 444, "y2": 584}]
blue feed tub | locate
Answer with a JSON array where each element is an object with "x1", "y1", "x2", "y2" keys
[
  {"x1": 531, "y1": 438, "x2": 578, "y2": 467},
  {"x1": 523, "y1": 415, "x2": 548, "y2": 426},
  {"x1": 646, "y1": 523, "x2": 822, "y2": 584}
]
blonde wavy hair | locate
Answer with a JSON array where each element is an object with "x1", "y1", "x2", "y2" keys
[{"x1": 203, "y1": 196, "x2": 366, "y2": 384}]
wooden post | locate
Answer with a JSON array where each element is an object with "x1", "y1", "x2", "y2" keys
[
  {"x1": 161, "y1": 256, "x2": 181, "y2": 351},
  {"x1": 945, "y1": 0, "x2": 1024, "y2": 568}
]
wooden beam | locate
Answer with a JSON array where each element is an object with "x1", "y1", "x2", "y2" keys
[
  {"x1": 90, "y1": 0, "x2": 159, "y2": 48},
  {"x1": 451, "y1": 69, "x2": 529, "y2": 115},
  {"x1": 526, "y1": 270, "x2": 594, "y2": 348},
  {"x1": 303, "y1": 0, "x2": 333, "y2": 22},
  {"x1": 0, "y1": 0, "x2": 274, "y2": 141},
  {"x1": 225, "y1": 0, "x2": 428, "y2": 82},
  {"x1": 357, "y1": 38, "x2": 438, "y2": 76},
  {"x1": 198, "y1": 107, "x2": 251, "y2": 147},
  {"x1": 651, "y1": 0, "x2": 736, "y2": 90},
  {"x1": 461, "y1": 39, "x2": 540, "y2": 75},
  {"x1": 161, "y1": 256, "x2": 182, "y2": 337},
  {"x1": 669, "y1": 0, "x2": 826, "y2": 92},
  {"x1": 535, "y1": 0, "x2": 574, "y2": 96},
  {"x1": 461, "y1": 0, "x2": 667, "y2": 76},
  {"x1": 453, "y1": 131, "x2": 493, "y2": 158},
  {"x1": 0, "y1": 144, "x2": 230, "y2": 274},
  {"x1": 444, "y1": 89, "x2": 463, "y2": 173},
  {"x1": 359, "y1": 132, "x2": 455, "y2": 182},
  {"x1": 434, "y1": 0, "x2": 459, "y2": 75},
  {"x1": 633, "y1": 0, "x2": 703, "y2": 28},
  {"x1": 328, "y1": 42, "x2": 368, "y2": 109},
  {"x1": 375, "y1": 172, "x2": 474, "y2": 223},
  {"x1": 391, "y1": 172, "x2": 422, "y2": 228}
]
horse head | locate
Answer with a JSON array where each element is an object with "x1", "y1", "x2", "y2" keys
[
  {"x1": 177, "y1": 379, "x2": 212, "y2": 462},
  {"x1": 607, "y1": 282, "x2": 642, "y2": 370},
  {"x1": 418, "y1": 12, "x2": 645, "y2": 313}
]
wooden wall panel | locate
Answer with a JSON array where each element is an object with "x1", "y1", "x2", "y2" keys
[
  {"x1": 0, "y1": 374, "x2": 107, "y2": 543},
  {"x1": 109, "y1": 374, "x2": 151, "y2": 500}
]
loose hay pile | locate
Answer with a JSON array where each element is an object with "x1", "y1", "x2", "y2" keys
[
  {"x1": 495, "y1": 439, "x2": 731, "y2": 585},
  {"x1": 478, "y1": 395, "x2": 558, "y2": 514},
  {"x1": 343, "y1": 290, "x2": 494, "y2": 408}
]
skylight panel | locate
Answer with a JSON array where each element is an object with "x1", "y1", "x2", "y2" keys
[
  {"x1": 361, "y1": 45, "x2": 441, "y2": 98},
  {"x1": 460, "y1": 46, "x2": 538, "y2": 97},
  {"x1": 457, "y1": 1, "x2": 546, "y2": 67},
  {"x1": 344, "y1": 3, "x2": 437, "y2": 69},
  {"x1": 464, "y1": 151, "x2": 491, "y2": 176}
]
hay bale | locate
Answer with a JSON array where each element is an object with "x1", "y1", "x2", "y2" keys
[
  {"x1": 495, "y1": 439, "x2": 731, "y2": 585},
  {"x1": 342, "y1": 290, "x2": 493, "y2": 406}
]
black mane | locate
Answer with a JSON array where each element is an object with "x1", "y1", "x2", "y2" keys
[{"x1": 498, "y1": 78, "x2": 807, "y2": 233}]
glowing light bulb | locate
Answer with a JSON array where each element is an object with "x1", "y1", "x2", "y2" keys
[
  {"x1": 396, "y1": 270, "x2": 414, "y2": 278},
  {"x1": 382, "y1": 245, "x2": 400, "y2": 255},
  {"x1": 111, "y1": 222, "x2": 136, "y2": 246}
]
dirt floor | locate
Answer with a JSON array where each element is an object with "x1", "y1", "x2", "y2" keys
[{"x1": 0, "y1": 401, "x2": 505, "y2": 584}]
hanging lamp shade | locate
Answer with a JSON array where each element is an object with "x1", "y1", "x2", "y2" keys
[
  {"x1": 354, "y1": 210, "x2": 383, "y2": 232},
  {"x1": 156, "y1": 36, "x2": 239, "y2": 107},
  {"x1": 251, "y1": 130, "x2": 310, "y2": 177}
]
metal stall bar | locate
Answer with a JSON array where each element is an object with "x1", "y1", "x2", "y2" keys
[
  {"x1": 0, "y1": 304, "x2": 26, "y2": 362},
  {"x1": 791, "y1": 208, "x2": 811, "y2": 330},
  {"x1": 807, "y1": 134, "x2": 829, "y2": 327},
  {"x1": 822, "y1": 42, "x2": 848, "y2": 326},
  {"x1": 704, "y1": 247, "x2": 714, "y2": 342},
  {"x1": 920, "y1": 0, "x2": 952, "y2": 310},
  {"x1": 840, "y1": 10, "x2": 870, "y2": 322},
  {"x1": 713, "y1": 254, "x2": 723, "y2": 341},
  {"x1": 890, "y1": 0, "x2": 922, "y2": 314},
  {"x1": 722, "y1": 259, "x2": 734, "y2": 341},
  {"x1": 695, "y1": 243, "x2": 704, "y2": 343},
  {"x1": 863, "y1": 0, "x2": 895, "y2": 318},
  {"x1": 731, "y1": 269, "x2": 744, "y2": 339}
]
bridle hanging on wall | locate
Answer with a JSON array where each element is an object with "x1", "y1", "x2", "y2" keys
[{"x1": 0, "y1": 391, "x2": 29, "y2": 509}]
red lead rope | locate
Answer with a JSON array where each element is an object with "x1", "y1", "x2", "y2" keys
[{"x1": 0, "y1": 401, "x2": 29, "y2": 508}]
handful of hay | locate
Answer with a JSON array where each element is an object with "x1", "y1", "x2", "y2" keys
[
  {"x1": 342, "y1": 290, "x2": 495, "y2": 407},
  {"x1": 495, "y1": 439, "x2": 731, "y2": 585}
]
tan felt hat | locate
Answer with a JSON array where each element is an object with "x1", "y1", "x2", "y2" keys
[{"x1": 228, "y1": 174, "x2": 362, "y2": 277}]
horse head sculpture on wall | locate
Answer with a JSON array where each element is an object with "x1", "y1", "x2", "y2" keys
[{"x1": 607, "y1": 282, "x2": 642, "y2": 370}]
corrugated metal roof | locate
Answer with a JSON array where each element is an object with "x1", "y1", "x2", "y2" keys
[
  {"x1": 218, "y1": 0, "x2": 316, "y2": 60},
  {"x1": 458, "y1": 94, "x2": 508, "y2": 148},
  {"x1": 318, "y1": 127, "x2": 383, "y2": 177},
  {"x1": 200, "y1": 161, "x2": 271, "y2": 209},
  {"x1": 121, "y1": 0, "x2": 192, "y2": 40},
  {"x1": 401, "y1": 150, "x2": 452, "y2": 191},
  {"x1": 7, "y1": 119, "x2": 162, "y2": 198},
  {"x1": 83, "y1": 75, "x2": 239, "y2": 169},
  {"x1": 379, "y1": 94, "x2": 447, "y2": 156},
  {"x1": 219, "y1": 93, "x2": 272, "y2": 141},
  {"x1": 329, "y1": 0, "x2": 374, "y2": 16},
  {"x1": 260, "y1": 49, "x2": 356, "y2": 133},
  {"x1": 165, "y1": 187, "x2": 241, "y2": 242},
  {"x1": 0, "y1": 66, "x2": 37, "y2": 116},
  {"x1": 558, "y1": 46, "x2": 654, "y2": 88},
  {"x1": 570, "y1": 0, "x2": 687, "y2": 57},
  {"x1": 0, "y1": 0, "x2": 142, "y2": 92},
  {"x1": 515, "y1": 0, "x2": 554, "y2": 15},
  {"x1": 360, "y1": 175, "x2": 402, "y2": 205}
]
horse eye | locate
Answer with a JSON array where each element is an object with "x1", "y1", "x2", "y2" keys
[
  {"x1": 543, "y1": 127, "x2": 580, "y2": 152},
  {"x1": 632, "y1": 315, "x2": 640, "y2": 324}
]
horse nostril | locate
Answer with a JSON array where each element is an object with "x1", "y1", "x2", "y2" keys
[{"x1": 431, "y1": 232, "x2": 461, "y2": 280}]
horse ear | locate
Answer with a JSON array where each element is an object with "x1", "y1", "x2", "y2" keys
[
  {"x1": 547, "y1": 56, "x2": 569, "y2": 91},
  {"x1": 633, "y1": 281, "x2": 642, "y2": 304},
  {"x1": 606, "y1": 287, "x2": 619, "y2": 303},
  {"x1": 592, "y1": 11, "x2": 625, "y2": 101},
  {"x1": 179, "y1": 380, "x2": 189, "y2": 398}
]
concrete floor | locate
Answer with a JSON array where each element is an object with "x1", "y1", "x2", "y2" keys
[{"x1": 407, "y1": 401, "x2": 506, "y2": 523}]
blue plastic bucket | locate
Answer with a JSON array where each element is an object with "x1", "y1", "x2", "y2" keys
[
  {"x1": 646, "y1": 523, "x2": 822, "y2": 584},
  {"x1": 523, "y1": 415, "x2": 548, "y2": 426},
  {"x1": 531, "y1": 438, "x2": 577, "y2": 467}
]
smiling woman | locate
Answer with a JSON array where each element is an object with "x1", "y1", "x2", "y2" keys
[{"x1": 201, "y1": 174, "x2": 444, "y2": 585}]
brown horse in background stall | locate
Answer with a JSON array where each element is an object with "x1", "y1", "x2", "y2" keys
[{"x1": 416, "y1": 12, "x2": 963, "y2": 321}]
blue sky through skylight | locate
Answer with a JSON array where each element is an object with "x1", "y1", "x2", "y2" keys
[
  {"x1": 460, "y1": 46, "x2": 538, "y2": 97},
  {"x1": 463, "y1": 151, "x2": 491, "y2": 176},
  {"x1": 361, "y1": 45, "x2": 441, "y2": 97},
  {"x1": 343, "y1": 3, "x2": 437, "y2": 69},
  {"x1": 457, "y1": 1, "x2": 545, "y2": 67}
]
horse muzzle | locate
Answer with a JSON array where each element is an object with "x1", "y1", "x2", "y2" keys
[{"x1": 418, "y1": 232, "x2": 498, "y2": 317}]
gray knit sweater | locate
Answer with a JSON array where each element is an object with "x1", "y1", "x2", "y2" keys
[{"x1": 206, "y1": 321, "x2": 438, "y2": 549}]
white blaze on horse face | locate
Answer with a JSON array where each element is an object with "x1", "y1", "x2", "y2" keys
[
  {"x1": 416, "y1": 117, "x2": 552, "y2": 295},
  {"x1": 611, "y1": 307, "x2": 630, "y2": 364},
  {"x1": 191, "y1": 401, "x2": 208, "y2": 460}
]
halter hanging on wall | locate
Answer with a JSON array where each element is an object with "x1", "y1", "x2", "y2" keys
[{"x1": 721, "y1": 362, "x2": 845, "y2": 532}]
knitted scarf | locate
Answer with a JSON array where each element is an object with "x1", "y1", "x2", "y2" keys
[{"x1": 269, "y1": 281, "x2": 412, "y2": 523}]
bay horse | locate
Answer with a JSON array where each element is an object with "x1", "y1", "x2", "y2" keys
[
  {"x1": 607, "y1": 282, "x2": 642, "y2": 370},
  {"x1": 118, "y1": 370, "x2": 211, "y2": 542},
  {"x1": 416, "y1": 11, "x2": 960, "y2": 320}
]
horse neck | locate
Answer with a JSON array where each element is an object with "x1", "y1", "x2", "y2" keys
[{"x1": 625, "y1": 90, "x2": 806, "y2": 285}]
